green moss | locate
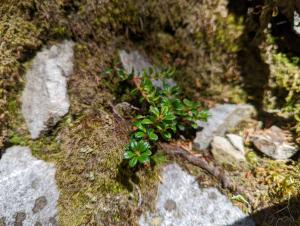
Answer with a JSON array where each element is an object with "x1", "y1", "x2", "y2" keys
[
  {"x1": 2, "y1": 0, "x2": 300, "y2": 224},
  {"x1": 262, "y1": 41, "x2": 300, "y2": 135},
  {"x1": 47, "y1": 111, "x2": 159, "y2": 225}
]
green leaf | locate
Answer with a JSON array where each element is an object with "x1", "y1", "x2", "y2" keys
[
  {"x1": 161, "y1": 105, "x2": 169, "y2": 115},
  {"x1": 171, "y1": 124, "x2": 177, "y2": 133},
  {"x1": 164, "y1": 114, "x2": 176, "y2": 121},
  {"x1": 148, "y1": 130, "x2": 158, "y2": 141},
  {"x1": 135, "y1": 131, "x2": 145, "y2": 139},
  {"x1": 133, "y1": 121, "x2": 146, "y2": 132},
  {"x1": 138, "y1": 155, "x2": 150, "y2": 164},
  {"x1": 149, "y1": 106, "x2": 160, "y2": 117},
  {"x1": 124, "y1": 151, "x2": 135, "y2": 159},
  {"x1": 199, "y1": 110, "x2": 210, "y2": 121},
  {"x1": 156, "y1": 124, "x2": 163, "y2": 131},
  {"x1": 143, "y1": 149, "x2": 152, "y2": 156},
  {"x1": 130, "y1": 88, "x2": 138, "y2": 96},
  {"x1": 129, "y1": 157, "x2": 138, "y2": 167},
  {"x1": 192, "y1": 123, "x2": 198, "y2": 129},
  {"x1": 162, "y1": 132, "x2": 172, "y2": 140},
  {"x1": 129, "y1": 140, "x2": 138, "y2": 150},
  {"x1": 141, "y1": 118, "x2": 153, "y2": 125},
  {"x1": 139, "y1": 140, "x2": 151, "y2": 151}
]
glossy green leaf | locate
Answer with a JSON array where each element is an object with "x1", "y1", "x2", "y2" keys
[
  {"x1": 162, "y1": 132, "x2": 172, "y2": 140},
  {"x1": 148, "y1": 130, "x2": 158, "y2": 141},
  {"x1": 135, "y1": 131, "x2": 145, "y2": 139},
  {"x1": 133, "y1": 121, "x2": 146, "y2": 132},
  {"x1": 124, "y1": 151, "x2": 135, "y2": 159},
  {"x1": 141, "y1": 118, "x2": 153, "y2": 125},
  {"x1": 164, "y1": 114, "x2": 176, "y2": 121},
  {"x1": 129, "y1": 140, "x2": 138, "y2": 149},
  {"x1": 150, "y1": 106, "x2": 160, "y2": 117},
  {"x1": 129, "y1": 157, "x2": 138, "y2": 167},
  {"x1": 138, "y1": 155, "x2": 150, "y2": 164}
]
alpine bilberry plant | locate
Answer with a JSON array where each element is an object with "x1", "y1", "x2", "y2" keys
[{"x1": 117, "y1": 68, "x2": 209, "y2": 167}]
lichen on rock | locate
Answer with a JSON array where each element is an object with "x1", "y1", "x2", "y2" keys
[{"x1": 0, "y1": 146, "x2": 59, "y2": 225}]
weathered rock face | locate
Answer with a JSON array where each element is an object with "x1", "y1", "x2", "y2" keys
[
  {"x1": 140, "y1": 164, "x2": 255, "y2": 226},
  {"x1": 251, "y1": 126, "x2": 299, "y2": 160},
  {"x1": 22, "y1": 41, "x2": 74, "y2": 139},
  {"x1": 0, "y1": 146, "x2": 59, "y2": 225},
  {"x1": 193, "y1": 104, "x2": 256, "y2": 150},
  {"x1": 119, "y1": 50, "x2": 176, "y2": 88},
  {"x1": 211, "y1": 136, "x2": 246, "y2": 165}
]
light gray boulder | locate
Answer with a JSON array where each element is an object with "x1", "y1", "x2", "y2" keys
[
  {"x1": 251, "y1": 126, "x2": 299, "y2": 160},
  {"x1": 0, "y1": 146, "x2": 59, "y2": 225},
  {"x1": 211, "y1": 136, "x2": 246, "y2": 165},
  {"x1": 119, "y1": 50, "x2": 176, "y2": 89},
  {"x1": 193, "y1": 104, "x2": 256, "y2": 150},
  {"x1": 139, "y1": 163, "x2": 255, "y2": 226},
  {"x1": 22, "y1": 40, "x2": 75, "y2": 139}
]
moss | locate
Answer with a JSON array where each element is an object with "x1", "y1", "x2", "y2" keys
[
  {"x1": 4, "y1": 91, "x2": 158, "y2": 225},
  {"x1": 0, "y1": 0, "x2": 144, "y2": 149},
  {"x1": 262, "y1": 40, "x2": 300, "y2": 136},
  {"x1": 48, "y1": 111, "x2": 159, "y2": 225},
  {"x1": 2, "y1": 0, "x2": 300, "y2": 224}
]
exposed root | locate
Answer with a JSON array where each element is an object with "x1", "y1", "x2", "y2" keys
[
  {"x1": 159, "y1": 142, "x2": 255, "y2": 211},
  {"x1": 129, "y1": 179, "x2": 143, "y2": 209}
]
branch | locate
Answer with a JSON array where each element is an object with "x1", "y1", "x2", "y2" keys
[{"x1": 159, "y1": 143, "x2": 255, "y2": 209}]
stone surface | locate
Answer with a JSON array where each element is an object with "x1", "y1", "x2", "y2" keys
[
  {"x1": 119, "y1": 50, "x2": 154, "y2": 75},
  {"x1": 193, "y1": 104, "x2": 256, "y2": 150},
  {"x1": 211, "y1": 136, "x2": 246, "y2": 165},
  {"x1": 119, "y1": 50, "x2": 176, "y2": 88},
  {"x1": 22, "y1": 40, "x2": 74, "y2": 139},
  {"x1": 251, "y1": 126, "x2": 299, "y2": 160},
  {"x1": 139, "y1": 164, "x2": 255, "y2": 226},
  {"x1": 227, "y1": 134, "x2": 245, "y2": 154},
  {"x1": 294, "y1": 10, "x2": 300, "y2": 35},
  {"x1": 0, "y1": 146, "x2": 59, "y2": 225}
]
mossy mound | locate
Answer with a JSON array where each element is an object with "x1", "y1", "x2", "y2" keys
[{"x1": 54, "y1": 111, "x2": 131, "y2": 224}]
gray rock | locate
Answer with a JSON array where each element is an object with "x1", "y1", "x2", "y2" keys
[
  {"x1": 294, "y1": 10, "x2": 300, "y2": 35},
  {"x1": 22, "y1": 41, "x2": 75, "y2": 139},
  {"x1": 193, "y1": 104, "x2": 256, "y2": 150},
  {"x1": 139, "y1": 163, "x2": 255, "y2": 226},
  {"x1": 252, "y1": 126, "x2": 299, "y2": 160},
  {"x1": 119, "y1": 50, "x2": 176, "y2": 89},
  {"x1": 211, "y1": 136, "x2": 246, "y2": 165},
  {"x1": 227, "y1": 134, "x2": 245, "y2": 154},
  {"x1": 0, "y1": 146, "x2": 59, "y2": 225},
  {"x1": 119, "y1": 50, "x2": 154, "y2": 75}
]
